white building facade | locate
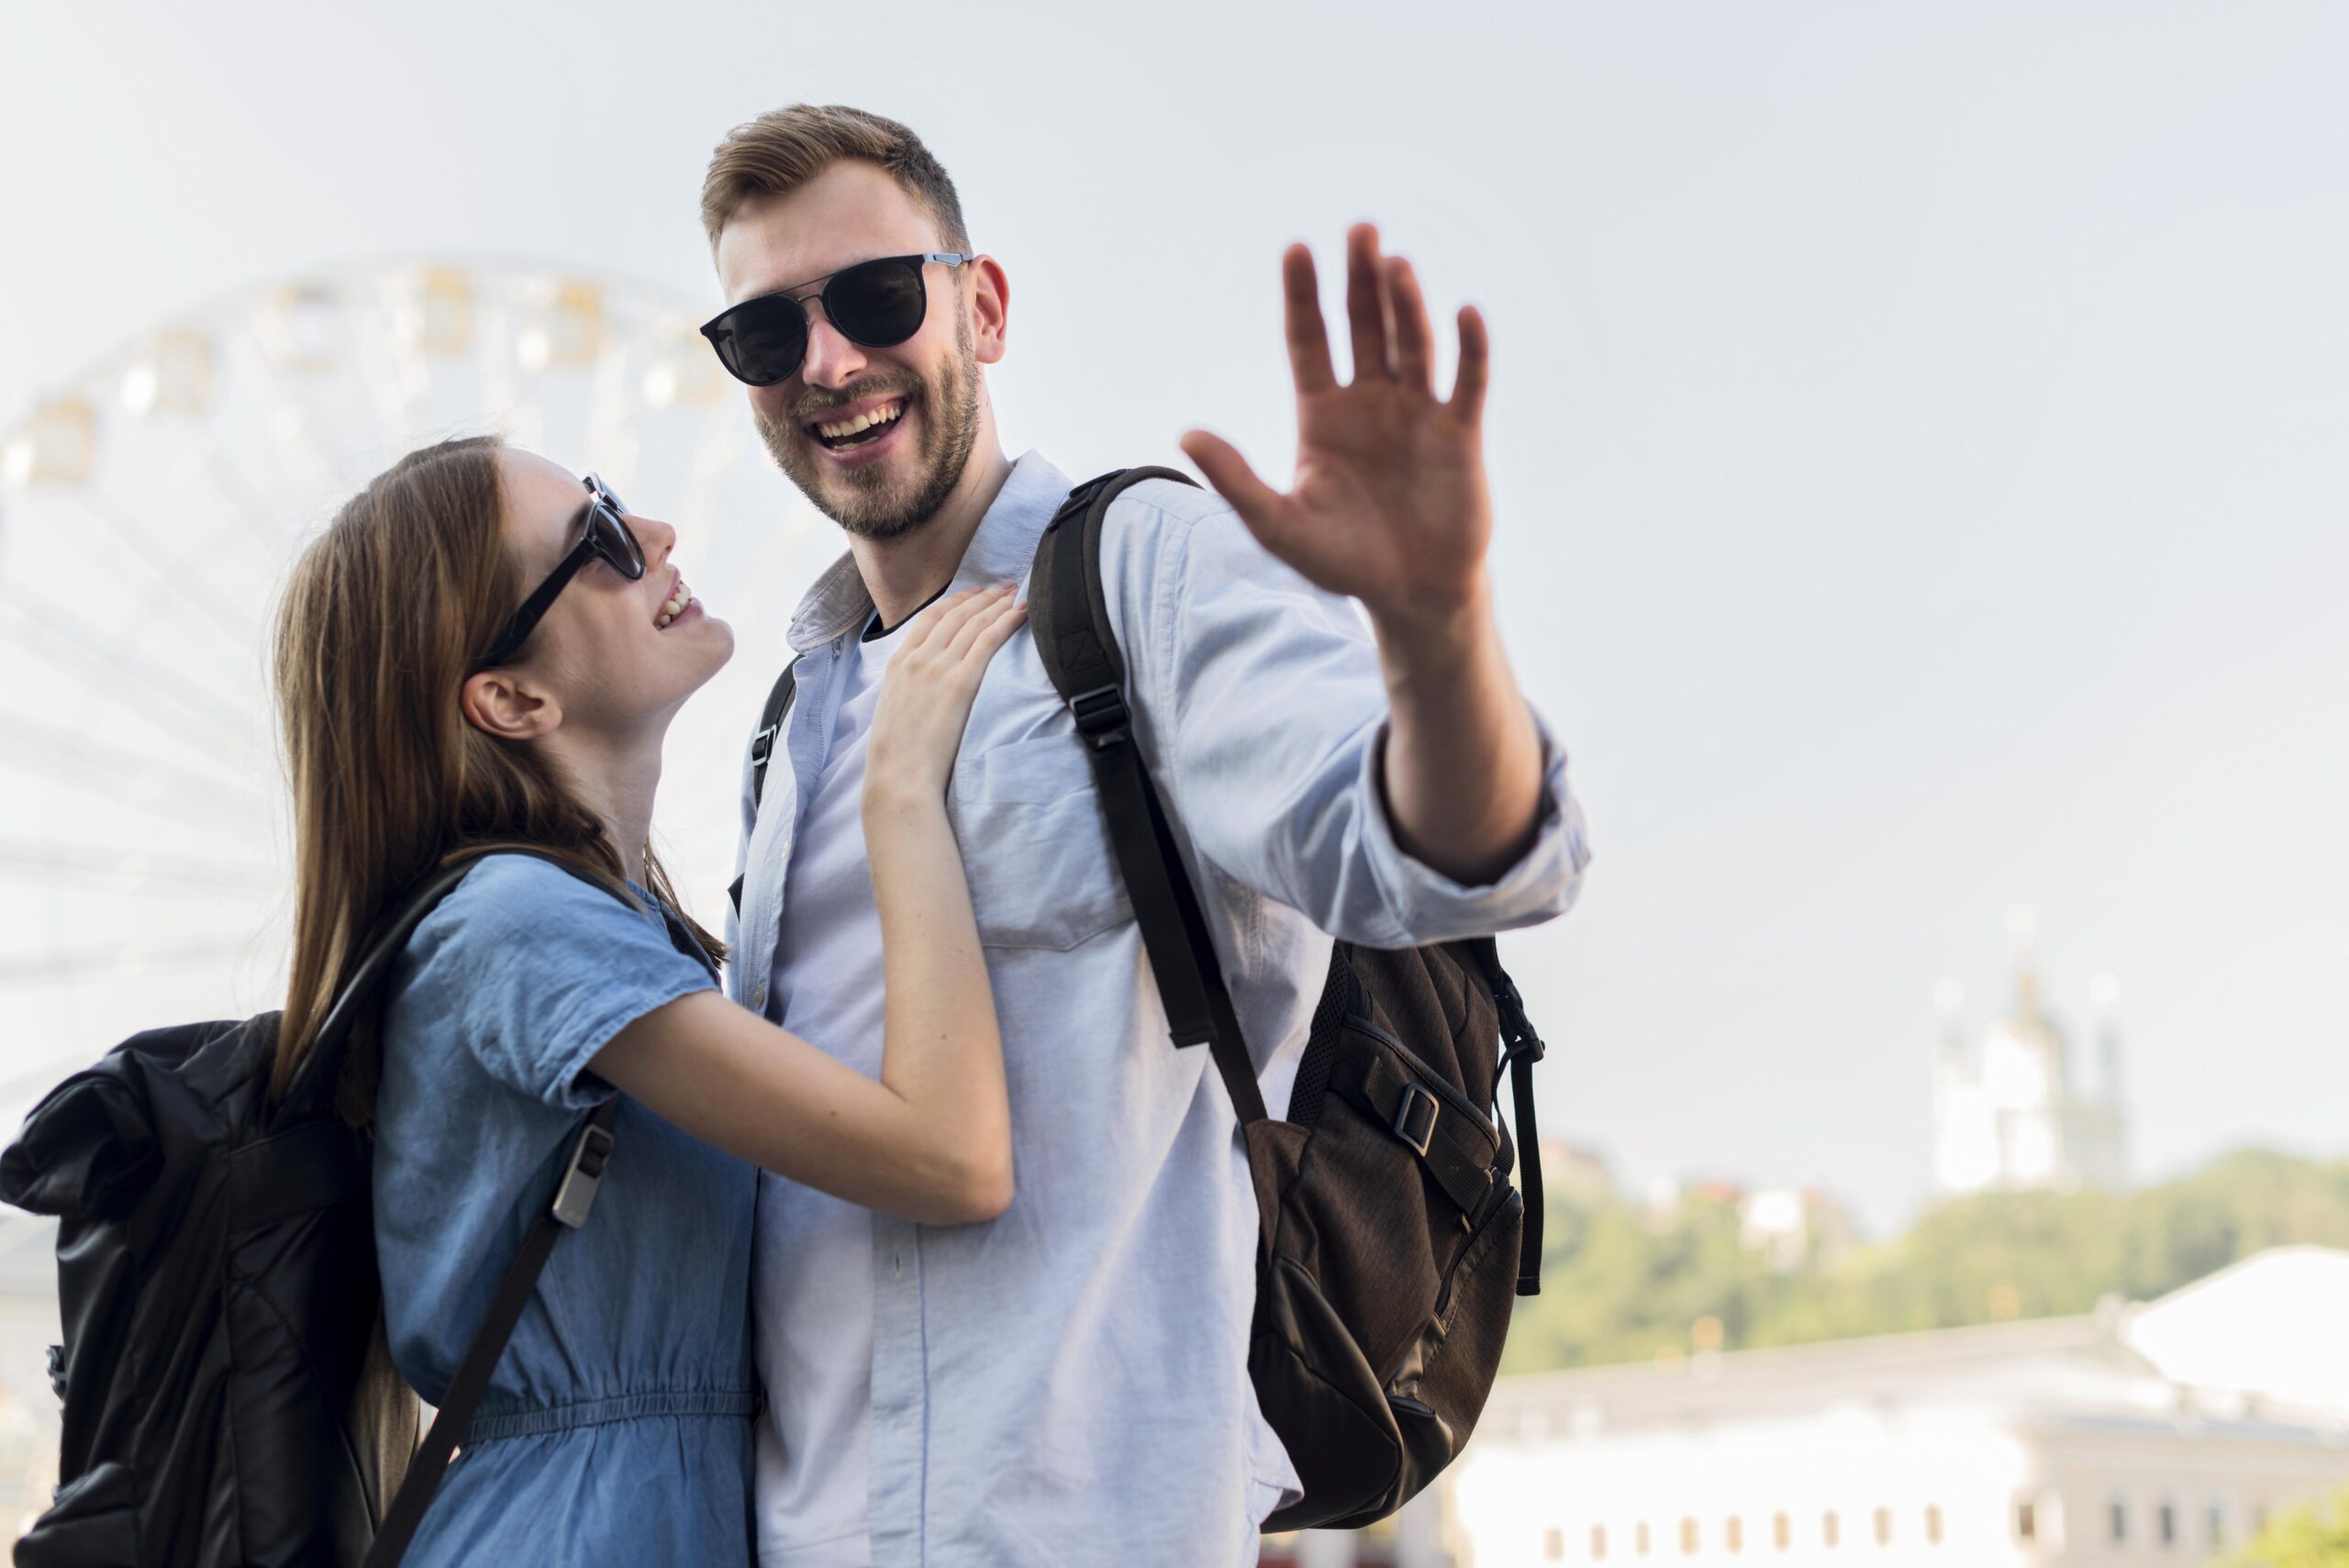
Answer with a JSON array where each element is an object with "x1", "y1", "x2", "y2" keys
[{"x1": 1442, "y1": 1250, "x2": 2349, "y2": 1567}]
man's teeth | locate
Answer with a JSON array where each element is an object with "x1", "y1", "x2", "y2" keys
[
  {"x1": 655, "y1": 579, "x2": 690, "y2": 629},
  {"x1": 816, "y1": 402, "x2": 904, "y2": 442}
]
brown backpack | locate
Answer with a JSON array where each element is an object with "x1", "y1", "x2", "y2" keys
[{"x1": 1027, "y1": 467, "x2": 1551, "y2": 1531}]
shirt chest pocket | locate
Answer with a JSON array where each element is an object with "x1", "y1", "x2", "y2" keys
[{"x1": 950, "y1": 733, "x2": 1135, "y2": 950}]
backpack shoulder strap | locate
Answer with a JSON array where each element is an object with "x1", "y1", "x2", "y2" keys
[
  {"x1": 362, "y1": 850, "x2": 696, "y2": 1566},
  {"x1": 362, "y1": 1098, "x2": 614, "y2": 1566},
  {"x1": 729, "y1": 664, "x2": 799, "y2": 919},
  {"x1": 1464, "y1": 936, "x2": 1548, "y2": 1296},
  {"x1": 1029, "y1": 468, "x2": 1265, "y2": 1125},
  {"x1": 750, "y1": 662, "x2": 799, "y2": 810}
]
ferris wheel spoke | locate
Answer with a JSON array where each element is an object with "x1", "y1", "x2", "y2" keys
[
  {"x1": 0, "y1": 592, "x2": 266, "y2": 751},
  {"x1": 66, "y1": 493, "x2": 254, "y2": 651},
  {"x1": 0, "y1": 720, "x2": 267, "y2": 823},
  {"x1": 0, "y1": 940, "x2": 260, "y2": 986},
  {"x1": 0, "y1": 839, "x2": 277, "y2": 893},
  {"x1": 202, "y1": 447, "x2": 306, "y2": 559}
]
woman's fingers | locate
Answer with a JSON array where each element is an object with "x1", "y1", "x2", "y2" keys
[
  {"x1": 960, "y1": 594, "x2": 1029, "y2": 669},
  {"x1": 905, "y1": 585, "x2": 996, "y2": 651},
  {"x1": 940, "y1": 584, "x2": 1019, "y2": 662}
]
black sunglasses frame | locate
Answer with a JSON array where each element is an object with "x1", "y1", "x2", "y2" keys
[
  {"x1": 698, "y1": 252, "x2": 977, "y2": 387},
  {"x1": 475, "y1": 473, "x2": 644, "y2": 669}
]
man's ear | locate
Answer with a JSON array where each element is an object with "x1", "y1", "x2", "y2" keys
[
  {"x1": 461, "y1": 667, "x2": 561, "y2": 742},
  {"x1": 970, "y1": 255, "x2": 1009, "y2": 366}
]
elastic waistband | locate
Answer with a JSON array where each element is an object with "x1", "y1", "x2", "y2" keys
[{"x1": 463, "y1": 1387, "x2": 759, "y2": 1443}]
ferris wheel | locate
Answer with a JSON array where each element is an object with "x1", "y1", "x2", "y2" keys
[{"x1": 0, "y1": 259, "x2": 832, "y2": 1117}]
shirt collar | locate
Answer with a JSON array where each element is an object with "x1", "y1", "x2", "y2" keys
[{"x1": 785, "y1": 450, "x2": 1074, "y2": 653}]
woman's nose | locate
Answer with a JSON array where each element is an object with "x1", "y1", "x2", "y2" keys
[{"x1": 635, "y1": 515, "x2": 678, "y2": 565}]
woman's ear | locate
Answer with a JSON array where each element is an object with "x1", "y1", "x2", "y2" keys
[{"x1": 461, "y1": 668, "x2": 560, "y2": 741}]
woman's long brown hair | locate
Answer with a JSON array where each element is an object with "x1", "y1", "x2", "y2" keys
[{"x1": 272, "y1": 434, "x2": 723, "y2": 1123}]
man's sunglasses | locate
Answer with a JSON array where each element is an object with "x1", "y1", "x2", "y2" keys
[
  {"x1": 476, "y1": 473, "x2": 644, "y2": 668},
  {"x1": 699, "y1": 252, "x2": 976, "y2": 387}
]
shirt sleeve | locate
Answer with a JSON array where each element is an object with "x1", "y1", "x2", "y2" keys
[
  {"x1": 1109, "y1": 486, "x2": 1592, "y2": 951},
  {"x1": 399, "y1": 854, "x2": 719, "y2": 1111}
]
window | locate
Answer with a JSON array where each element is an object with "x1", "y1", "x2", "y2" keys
[
  {"x1": 2015, "y1": 1500, "x2": 2037, "y2": 1542},
  {"x1": 1875, "y1": 1508, "x2": 1892, "y2": 1546},
  {"x1": 2208, "y1": 1503, "x2": 2225, "y2": 1550},
  {"x1": 1593, "y1": 1524, "x2": 1609, "y2": 1560},
  {"x1": 2110, "y1": 1497, "x2": 2129, "y2": 1545},
  {"x1": 1725, "y1": 1516, "x2": 1742, "y2": 1552},
  {"x1": 1682, "y1": 1518, "x2": 1700, "y2": 1554},
  {"x1": 1823, "y1": 1511, "x2": 1841, "y2": 1548},
  {"x1": 1925, "y1": 1505, "x2": 1943, "y2": 1545},
  {"x1": 1544, "y1": 1526, "x2": 1564, "y2": 1561},
  {"x1": 2159, "y1": 1500, "x2": 2176, "y2": 1548},
  {"x1": 1774, "y1": 1512, "x2": 1791, "y2": 1551}
]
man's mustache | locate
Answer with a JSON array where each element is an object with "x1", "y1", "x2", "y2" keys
[{"x1": 785, "y1": 382, "x2": 922, "y2": 427}]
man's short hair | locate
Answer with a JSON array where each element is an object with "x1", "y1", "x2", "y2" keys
[{"x1": 700, "y1": 104, "x2": 971, "y2": 253}]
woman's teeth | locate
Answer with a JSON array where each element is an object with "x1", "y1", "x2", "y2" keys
[
  {"x1": 656, "y1": 577, "x2": 691, "y2": 629},
  {"x1": 815, "y1": 401, "x2": 904, "y2": 447}
]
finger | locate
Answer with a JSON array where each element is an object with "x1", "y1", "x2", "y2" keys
[
  {"x1": 905, "y1": 585, "x2": 992, "y2": 651},
  {"x1": 1386, "y1": 255, "x2": 1434, "y2": 395},
  {"x1": 941, "y1": 584, "x2": 1017, "y2": 660},
  {"x1": 1281, "y1": 244, "x2": 1338, "y2": 395},
  {"x1": 960, "y1": 596, "x2": 1030, "y2": 668},
  {"x1": 1448, "y1": 304, "x2": 1489, "y2": 427},
  {"x1": 1344, "y1": 223, "x2": 1393, "y2": 383},
  {"x1": 1179, "y1": 430, "x2": 1287, "y2": 535}
]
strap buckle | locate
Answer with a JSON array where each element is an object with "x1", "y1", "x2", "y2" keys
[
  {"x1": 1392, "y1": 1082, "x2": 1440, "y2": 1158},
  {"x1": 1492, "y1": 971, "x2": 1546, "y2": 1064},
  {"x1": 1070, "y1": 684, "x2": 1131, "y2": 750},
  {"x1": 749, "y1": 722, "x2": 779, "y2": 770},
  {"x1": 551, "y1": 1121, "x2": 615, "y2": 1229}
]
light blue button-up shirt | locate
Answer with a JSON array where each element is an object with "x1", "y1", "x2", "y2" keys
[{"x1": 727, "y1": 452, "x2": 1589, "y2": 1567}]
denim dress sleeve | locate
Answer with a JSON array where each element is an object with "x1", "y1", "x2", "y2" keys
[{"x1": 395, "y1": 853, "x2": 717, "y2": 1110}]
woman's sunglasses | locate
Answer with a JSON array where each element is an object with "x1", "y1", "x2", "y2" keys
[
  {"x1": 698, "y1": 252, "x2": 976, "y2": 387},
  {"x1": 475, "y1": 473, "x2": 644, "y2": 669}
]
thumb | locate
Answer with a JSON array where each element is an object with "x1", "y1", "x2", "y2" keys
[{"x1": 1179, "y1": 430, "x2": 1287, "y2": 536}]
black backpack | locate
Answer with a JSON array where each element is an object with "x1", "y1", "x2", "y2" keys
[
  {"x1": 0, "y1": 851, "x2": 698, "y2": 1567},
  {"x1": 737, "y1": 469, "x2": 1552, "y2": 1532}
]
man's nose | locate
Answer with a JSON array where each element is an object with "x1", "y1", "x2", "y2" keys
[{"x1": 797, "y1": 311, "x2": 868, "y2": 390}]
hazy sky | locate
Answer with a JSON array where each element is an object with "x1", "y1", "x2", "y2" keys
[{"x1": 3, "y1": 0, "x2": 2343, "y2": 1230}]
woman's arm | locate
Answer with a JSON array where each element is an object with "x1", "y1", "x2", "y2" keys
[{"x1": 592, "y1": 585, "x2": 1025, "y2": 1227}]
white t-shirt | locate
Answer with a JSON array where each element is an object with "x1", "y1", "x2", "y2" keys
[{"x1": 752, "y1": 611, "x2": 907, "y2": 1567}]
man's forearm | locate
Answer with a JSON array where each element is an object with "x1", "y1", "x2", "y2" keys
[{"x1": 1371, "y1": 576, "x2": 1546, "y2": 886}]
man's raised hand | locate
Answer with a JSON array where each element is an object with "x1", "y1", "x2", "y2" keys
[{"x1": 1179, "y1": 224, "x2": 1493, "y2": 635}]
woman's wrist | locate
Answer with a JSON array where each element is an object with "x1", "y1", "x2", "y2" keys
[{"x1": 861, "y1": 773, "x2": 948, "y2": 822}]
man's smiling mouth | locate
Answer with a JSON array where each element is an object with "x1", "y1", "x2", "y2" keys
[{"x1": 807, "y1": 395, "x2": 907, "y2": 450}]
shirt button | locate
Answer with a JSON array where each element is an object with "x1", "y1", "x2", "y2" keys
[
  {"x1": 893, "y1": 1247, "x2": 903, "y2": 1276},
  {"x1": 752, "y1": 984, "x2": 768, "y2": 1009}
]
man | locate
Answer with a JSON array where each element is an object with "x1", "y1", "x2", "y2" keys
[{"x1": 705, "y1": 104, "x2": 1589, "y2": 1566}]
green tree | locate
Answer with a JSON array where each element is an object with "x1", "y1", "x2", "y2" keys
[
  {"x1": 2222, "y1": 1485, "x2": 2349, "y2": 1568},
  {"x1": 1502, "y1": 1151, "x2": 2349, "y2": 1374}
]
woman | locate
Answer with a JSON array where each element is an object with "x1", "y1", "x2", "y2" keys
[{"x1": 270, "y1": 434, "x2": 1021, "y2": 1563}]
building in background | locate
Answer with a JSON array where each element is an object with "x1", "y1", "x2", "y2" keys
[
  {"x1": 1443, "y1": 1248, "x2": 2349, "y2": 1567},
  {"x1": 1932, "y1": 907, "x2": 2129, "y2": 1199}
]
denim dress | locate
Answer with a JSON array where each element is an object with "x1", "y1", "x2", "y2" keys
[{"x1": 373, "y1": 854, "x2": 759, "y2": 1564}]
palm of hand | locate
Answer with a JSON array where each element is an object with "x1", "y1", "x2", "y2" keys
[{"x1": 1180, "y1": 226, "x2": 1495, "y2": 625}]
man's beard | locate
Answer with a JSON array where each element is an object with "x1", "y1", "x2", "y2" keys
[{"x1": 755, "y1": 319, "x2": 983, "y2": 542}]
